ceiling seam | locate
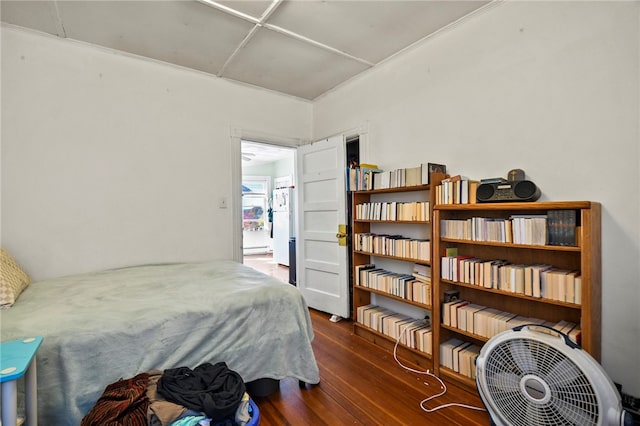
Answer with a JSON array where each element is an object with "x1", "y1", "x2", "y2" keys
[
  {"x1": 196, "y1": 0, "x2": 260, "y2": 25},
  {"x1": 263, "y1": 23, "x2": 374, "y2": 67},
  {"x1": 217, "y1": 25, "x2": 261, "y2": 78},
  {"x1": 198, "y1": 0, "x2": 373, "y2": 70},
  {"x1": 217, "y1": 0, "x2": 284, "y2": 78}
]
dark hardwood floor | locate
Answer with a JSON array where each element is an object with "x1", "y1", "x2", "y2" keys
[{"x1": 253, "y1": 309, "x2": 491, "y2": 425}]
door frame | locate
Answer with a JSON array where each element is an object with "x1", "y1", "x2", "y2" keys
[
  {"x1": 230, "y1": 123, "x2": 370, "y2": 264},
  {"x1": 230, "y1": 127, "x2": 305, "y2": 263}
]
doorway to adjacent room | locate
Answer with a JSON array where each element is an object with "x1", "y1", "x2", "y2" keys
[{"x1": 241, "y1": 140, "x2": 296, "y2": 284}]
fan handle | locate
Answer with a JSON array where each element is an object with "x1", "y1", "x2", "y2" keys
[{"x1": 512, "y1": 323, "x2": 580, "y2": 349}]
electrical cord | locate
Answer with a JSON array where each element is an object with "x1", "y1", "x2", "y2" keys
[{"x1": 393, "y1": 323, "x2": 486, "y2": 414}]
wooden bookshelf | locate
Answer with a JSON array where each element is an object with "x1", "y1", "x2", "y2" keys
[
  {"x1": 432, "y1": 201, "x2": 601, "y2": 388},
  {"x1": 350, "y1": 172, "x2": 446, "y2": 369}
]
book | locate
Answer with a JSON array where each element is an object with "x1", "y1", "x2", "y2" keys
[
  {"x1": 468, "y1": 180, "x2": 480, "y2": 204},
  {"x1": 458, "y1": 344, "x2": 481, "y2": 379},
  {"x1": 439, "y1": 338, "x2": 465, "y2": 369},
  {"x1": 442, "y1": 247, "x2": 459, "y2": 257},
  {"x1": 547, "y1": 209, "x2": 577, "y2": 246},
  {"x1": 359, "y1": 163, "x2": 379, "y2": 169},
  {"x1": 422, "y1": 163, "x2": 447, "y2": 184},
  {"x1": 413, "y1": 264, "x2": 431, "y2": 278},
  {"x1": 574, "y1": 275, "x2": 582, "y2": 304},
  {"x1": 355, "y1": 263, "x2": 376, "y2": 286},
  {"x1": 374, "y1": 172, "x2": 390, "y2": 190},
  {"x1": 442, "y1": 299, "x2": 467, "y2": 326},
  {"x1": 452, "y1": 341, "x2": 472, "y2": 372},
  {"x1": 449, "y1": 300, "x2": 469, "y2": 328},
  {"x1": 405, "y1": 166, "x2": 422, "y2": 187},
  {"x1": 510, "y1": 214, "x2": 547, "y2": 245},
  {"x1": 480, "y1": 177, "x2": 507, "y2": 184}
]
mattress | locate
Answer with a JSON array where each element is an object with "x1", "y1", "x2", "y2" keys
[{"x1": 0, "y1": 260, "x2": 320, "y2": 424}]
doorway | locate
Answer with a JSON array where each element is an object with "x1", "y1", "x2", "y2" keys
[{"x1": 241, "y1": 140, "x2": 296, "y2": 284}]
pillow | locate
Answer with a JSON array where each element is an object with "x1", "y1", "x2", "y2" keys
[{"x1": 0, "y1": 248, "x2": 31, "y2": 308}]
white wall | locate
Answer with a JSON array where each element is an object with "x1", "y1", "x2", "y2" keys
[
  {"x1": 314, "y1": 1, "x2": 640, "y2": 395},
  {"x1": 1, "y1": 26, "x2": 312, "y2": 281},
  {"x1": 273, "y1": 156, "x2": 295, "y2": 185},
  {"x1": 243, "y1": 163, "x2": 276, "y2": 180}
]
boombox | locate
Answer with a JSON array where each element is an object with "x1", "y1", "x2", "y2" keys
[{"x1": 476, "y1": 180, "x2": 540, "y2": 203}]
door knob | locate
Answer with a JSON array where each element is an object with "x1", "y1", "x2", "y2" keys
[{"x1": 336, "y1": 224, "x2": 347, "y2": 246}]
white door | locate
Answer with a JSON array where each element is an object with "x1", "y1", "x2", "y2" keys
[{"x1": 296, "y1": 135, "x2": 349, "y2": 319}]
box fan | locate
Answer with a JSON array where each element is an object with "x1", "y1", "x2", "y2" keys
[{"x1": 475, "y1": 324, "x2": 633, "y2": 426}]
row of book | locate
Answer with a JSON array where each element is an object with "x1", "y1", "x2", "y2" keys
[
  {"x1": 441, "y1": 299, "x2": 582, "y2": 344},
  {"x1": 435, "y1": 175, "x2": 479, "y2": 205},
  {"x1": 440, "y1": 255, "x2": 582, "y2": 304},
  {"x1": 374, "y1": 163, "x2": 444, "y2": 190},
  {"x1": 440, "y1": 215, "x2": 546, "y2": 246},
  {"x1": 347, "y1": 162, "x2": 447, "y2": 192},
  {"x1": 440, "y1": 338, "x2": 481, "y2": 379},
  {"x1": 439, "y1": 211, "x2": 579, "y2": 246},
  {"x1": 355, "y1": 264, "x2": 432, "y2": 306},
  {"x1": 355, "y1": 201, "x2": 430, "y2": 221},
  {"x1": 353, "y1": 233, "x2": 431, "y2": 261},
  {"x1": 356, "y1": 304, "x2": 433, "y2": 355},
  {"x1": 346, "y1": 164, "x2": 383, "y2": 192}
]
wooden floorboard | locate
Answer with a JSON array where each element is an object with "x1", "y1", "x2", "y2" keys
[{"x1": 253, "y1": 309, "x2": 491, "y2": 425}]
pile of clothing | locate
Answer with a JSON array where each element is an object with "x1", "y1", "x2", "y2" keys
[{"x1": 81, "y1": 361, "x2": 252, "y2": 426}]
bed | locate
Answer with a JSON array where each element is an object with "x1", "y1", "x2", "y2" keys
[{"x1": 0, "y1": 259, "x2": 320, "y2": 425}]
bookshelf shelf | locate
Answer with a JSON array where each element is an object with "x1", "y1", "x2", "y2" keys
[
  {"x1": 435, "y1": 201, "x2": 596, "y2": 211},
  {"x1": 433, "y1": 201, "x2": 601, "y2": 389},
  {"x1": 441, "y1": 279, "x2": 583, "y2": 308},
  {"x1": 355, "y1": 285, "x2": 432, "y2": 310},
  {"x1": 353, "y1": 323, "x2": 433, "y2": 360},
  {"x1": 355, "y1": 220, "x2": 430, "y2": 224},
  {"x1": 351, "y1": 172, "x2": 446, "y2": 372},
  {"x1": 440, "y1": 324, "x2": 489, "y2": 343},
  {"x1": 439, "y1": 238, "x2": 582, "y2": 252},
  {"x1": 439, "y1": 367, "x2": 477, "y2": 389},
  {"x1": 353, "y1": 250, "x2": 431, "y2": 265},
  {"x1": 355, "y1": 184, "x2": 432, "y2": 195}
]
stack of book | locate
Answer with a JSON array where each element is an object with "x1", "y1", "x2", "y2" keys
[
  {"x1": 356, "y1": 304, "x2": 433, "y2": 354},
  {"x1": 368, "y1": 162, "x2": 447, "y2": 190},
  {"x1": 440, "y1": 215, "x2": 547, "y2": 245},
  {"x1": 547, "y1": 210, "x2": 578, "y2": 246},
  {"x1": 440, "y1": 338, "x2": 481, "y2": 379},
  {"x1": 355, "y1": 201, "x2": 430, "y2": 221},
  {"x1": 435, "y1": 175, "x2": 480, "y2": 205},
  {"x1": 353, "y1": 233, "x2": 430, "y2": 261},
  {"x1": 440, "y1": 300, "x2": 582, "y2": 344},
  {"x1": 440, "y1": 255, "x2": 582, "y2": 304},
  {"x1": 355, "y1": 264, "x2": 432, "y2": 306},
  {"x1": 510, "y1": 214, "x2": 547, "y2": 245},
  {"x1": 346, "y1": 163, "x2": 383, "y2": 191}
]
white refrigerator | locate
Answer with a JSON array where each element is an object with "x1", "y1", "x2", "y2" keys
[{"x1": 272, "y1": 187, "x2": 294, "y2": 266}]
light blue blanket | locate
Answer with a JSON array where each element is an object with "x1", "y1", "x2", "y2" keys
[{"x1": 0, "y1": 260, "x2": 320, "y2": 424}]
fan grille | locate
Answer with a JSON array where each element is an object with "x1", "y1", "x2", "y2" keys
[{"x1": 483, "y1": 338, "x2": 599, "y2": 426}]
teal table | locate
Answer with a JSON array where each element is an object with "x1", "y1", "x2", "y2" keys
[{"x1": 0, "y1": 336, "x2": 43, "y2": 426}]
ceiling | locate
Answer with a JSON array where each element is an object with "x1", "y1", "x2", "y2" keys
[
  {"x1": 241, "y1": 140, "x2": 294, "y2": 166},
  {"x1": 1, "y1": 0, "x2": 491, "y2": 101}
]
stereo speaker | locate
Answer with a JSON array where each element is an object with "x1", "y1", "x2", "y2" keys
[{"x1": 476, "y1": 180, "x2": 540, "y2": 203}]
